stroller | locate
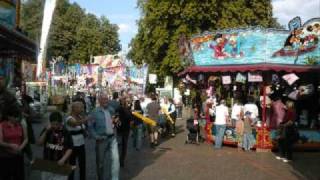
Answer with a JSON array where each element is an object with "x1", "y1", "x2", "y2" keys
[{"x1": 185, "y1": 118, "x2": 200, "y2": 144}]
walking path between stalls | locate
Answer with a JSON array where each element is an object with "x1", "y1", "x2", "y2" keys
[
  {"x1": 120, "y1": 107, "x2": 320, "y2": 180},
  {"x1": 28, "y1": 108, "x2": 320, "y2": 180}
]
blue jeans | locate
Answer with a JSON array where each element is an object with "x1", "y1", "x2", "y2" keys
[
  {"x1": 242, "y1": 133, "x2": 256, "y2": 151},
  {"x1": 96, "y1": 136, "x2": 119, "y2": 180},
  {"x1": 214, "y1": 124, "x2": 226, "y2": 149},
  {"x1": 133, "y1": 124, "x2": 143, "y2": 150}
]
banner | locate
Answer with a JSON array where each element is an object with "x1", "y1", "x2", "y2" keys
[
  {"x1": 222, "y1": 76, "x2": 231, "y2": 84},
  {"x1": 282, "y1": 73, "x2": 299, "y2": 85},
  {"x1": 248, "y1": 72, "x2": 263, "y2": 82}
]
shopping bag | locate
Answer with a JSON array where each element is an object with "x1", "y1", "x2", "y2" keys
[{"x1": 32, "y1": 159, "x2": 73, "y2": 180}]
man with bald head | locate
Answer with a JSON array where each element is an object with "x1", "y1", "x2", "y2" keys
[{"x1": 88, "y1": 92, "x2": 120, "y2": 180}]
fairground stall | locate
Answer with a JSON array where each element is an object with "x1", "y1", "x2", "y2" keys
[
  {"x1": 0, "y1": 0, "x2": 37, "y2": 90},
  {"x1": 178, "y1": 17, "x2": 320, "y2": 150}
]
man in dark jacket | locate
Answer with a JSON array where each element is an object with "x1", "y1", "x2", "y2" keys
[
  {"x1": 117, "y1": 97, "x2": 133, "y2": 167},
  {"x1": 108, "y1": 92, "x2": 121, "y2": 115}
]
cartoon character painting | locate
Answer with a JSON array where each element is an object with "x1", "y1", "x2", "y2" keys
[
  {"x1": 225, "y1": 33, "x2": 243, "y2": 58},
  {"x1": 209, "y1": 34, "x2": 228, "y2": 59},
  {"x1": 272, "y1": 18, "x2": 319, "y2": 58},
  {"x1": 209, "y1": 33, "x2": 243, "y2": 60},
  {"x1": 190, "y1": 17, "x2": 319, "y2": 66}
]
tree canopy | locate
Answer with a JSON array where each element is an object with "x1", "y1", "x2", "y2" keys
[
  {"x1": 20, "y1": 0, "x2": 121, "y2": 64},
  {"x1": 128, "y1": 0, "x2": 282, "y2": 80}
]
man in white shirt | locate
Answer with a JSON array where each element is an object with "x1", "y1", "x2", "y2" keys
[
  {"x1": 214, "y1": 99, "x2": 229, "y2": 149},
  {"x1": 244, "y1": 96, "x2": 259, "y2": 123},
  {"x1": 231, "y1": 100, "x2": 244, "y2": 127}
]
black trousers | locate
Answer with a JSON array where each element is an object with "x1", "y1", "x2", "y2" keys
[
  {"x1": 278, "y1": 138, "x2": 293, "y2": 160},
  {"x1": 119, "y1": 131, "x2": 130, "y2": 167},
  {"x1": 169, "y1": 116, "x2": 176, "y2": 134},
  {"x1": 69, "y1": 145, "x2": 86, "y2": 180},
  {"x1": 0, "y1": 155, "x2": 24, "y2": 180}
]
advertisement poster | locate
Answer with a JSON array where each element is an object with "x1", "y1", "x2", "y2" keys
[
  {"x1": 189, "y1": 18, "x2": 320, "y2": 66},
  {"x1": 149, "y1": 74, "x2": 157, "y2": 84},
  {"x1": 126, "y1": 63, "x2": 148, "y2": 94},
  {"x1": 0, "y1": 0, "x2": 16, "y2": 28}
]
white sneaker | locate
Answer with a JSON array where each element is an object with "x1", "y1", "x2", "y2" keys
[
  {"x1": 275, "y1": 156, "x2": 283, "y2": 160},
  {"x1": 282, "y1": 159, "x2": 289, "y2": 163}
]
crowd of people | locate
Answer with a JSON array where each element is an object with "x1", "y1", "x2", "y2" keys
[
  {"x1": 192, "y1": 91, "x2": 298, "y2": 163},
  {"x1": 0, "y1": 68, "x2": 302, "y2": 180},
  {"x1": 0, "y1": 68, "x2": 179, "y2": 180}
]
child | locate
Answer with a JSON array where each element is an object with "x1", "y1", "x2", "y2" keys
[
  {"x1": 235, "y1": 116, "x2": 244, "y2": 150},
  {"x1": 242, "y1": 111, "x2": 256, "y2": 151},
  {"x1": 38, "y1": 111, "x2": 73, "y2": 179}
]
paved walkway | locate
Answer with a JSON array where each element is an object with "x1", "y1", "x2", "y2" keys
[
  {"x1": 119, "y1": 119, "x2": 319, "y2": 180},
  {"x1": 29, "y1": 108, "x2": 320, "y2": 180}
]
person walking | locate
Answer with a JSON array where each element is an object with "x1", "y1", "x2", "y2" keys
[
  {"x1": 66, "y1": 101, "x2": 88, "y2": 180},
  {"x1": 88, "y1": 92, "x2": 120, "y2": 180},
  {"x1": 168, "y1": 98, "x2": 177, "y2": 137},
  {"x1": 214, "y1": 99, "x2": 229, "y2": 149},
  {"x1": 146, "y1": 94, "x2": 161, "y2": 148},
  {"x1": 132, "y1": 99, "x2": 144, "y2": 151},
  {"x1": 118, "y1": 97, "x2": 133, "y2": 167}
]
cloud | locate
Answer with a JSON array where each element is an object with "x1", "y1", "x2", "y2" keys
[
  {"x1": 272, "y1": 0, "x2": 320, "y2": 28},
  {"x1": 118, "y1": 23, "x2": 131, "y2": 33}
]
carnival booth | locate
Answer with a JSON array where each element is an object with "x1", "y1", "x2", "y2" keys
[{"x1": 179, "y1": 17, "x2": 320, "y2": 150}]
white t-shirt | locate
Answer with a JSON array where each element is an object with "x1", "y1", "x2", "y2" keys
[
  {"x1": 231, "y1": 104, "x2": 243, "y2": 120},
  {"x1": 215, "y1": 105, "x2": 229, "y2": 125},
  {"x1": 66, "y1": 116, "x2": 85, "y2": 147},
  {"x1": 244, "y1": 103, "x2": 259, "y2": 119}
]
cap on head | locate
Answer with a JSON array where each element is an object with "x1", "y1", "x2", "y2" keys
[{"x1": 244, "y1": 111, "x2": 252, "y2": 117}]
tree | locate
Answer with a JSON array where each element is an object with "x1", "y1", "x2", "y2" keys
[
  {"x1": 100, "y1": 17, "x2": 121, "y2": 55},
  {"x1": 128, "y1": 0, "x2": 281, "y2": 81},
  {"x1": 69, "y1": 14, "x2": 103, "y2": 64},
  {"x1": 47, "y1": 1, "x2": 85, "y2": 61},
  {"x1": 20, "y1": 0, "x2": 44, "y2": 42},
  {"x1": 20, "y1": 0, "x2": 121, "y2": 64}
]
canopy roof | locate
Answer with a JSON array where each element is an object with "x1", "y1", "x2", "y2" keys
[
  {"x1": 0, "y1": 24, "x2": 37, "y2": 60},
  {"x1": 178, "y1": 64, "x2": 320, "y2": 76}
]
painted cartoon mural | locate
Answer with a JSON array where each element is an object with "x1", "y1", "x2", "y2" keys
[{"x1": 190, "y1": 17, "x2": 320, "y2": 66}]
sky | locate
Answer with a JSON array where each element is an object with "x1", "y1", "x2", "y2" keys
[{"x1": 71, "y1": 0, "x2": 320, "y2": 53}]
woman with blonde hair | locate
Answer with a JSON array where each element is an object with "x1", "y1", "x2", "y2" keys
[{"x1": 276, "y1": 100, "x2": 298, "y2": 163}]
